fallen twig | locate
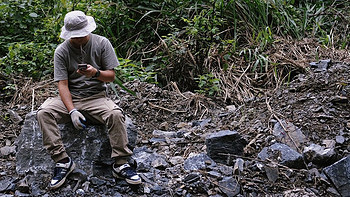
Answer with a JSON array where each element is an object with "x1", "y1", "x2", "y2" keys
[
  {"x1": 72, "y1": 180, "x2": 81, "y2": 192},
  {"x1": 170, "y1": 81, "x2": 189, "y2": 99},
  {"x1": 31, "y1": 89, "x2": 35, "y2": 112},
  {"x1": 205, "y1": 174, "x2": 241, "y2": 193},
  {"x1": 217, "y1": 152, "x2": 302, "y2": 171},
  {"x1": 265, "y1": 95, "x2": 309, "y2": 170},
  {"x1": 33, "y1": 79, "x2": 55, "y2": 90},
  {"x1": 265, "y1": 96, "x2": 301, "y2": 152},
  {"x1": 139, "y1": 173, "x2": 156, "y2": 185},
  {"x1": 138, "y1": 140, "x2": 205, "y2": 146},
  {"x1": 147, "y1": 102, "x2": 186, "y2": 113}
]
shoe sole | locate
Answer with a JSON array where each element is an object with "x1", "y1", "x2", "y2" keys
[
  {"x1": 112, "y1": 171, "x2": 142, "y2": 185},
  {"x1": 50, "y1": 162, "x2": 76, "y2": 189}
]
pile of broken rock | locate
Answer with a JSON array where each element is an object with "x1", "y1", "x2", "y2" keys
[
  {"x1": 0, "y1": 60, "x2": 349, "y2": 196},
  {"x1": 9, "y1": 113, "x2": 350, "y2": 197}
]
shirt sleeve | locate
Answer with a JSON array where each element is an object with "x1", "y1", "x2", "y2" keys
[
  {"x1": 54, "y1": 46, "x2": 68, "y2": 82},
  {"x1": 101, "y1": 38, "x2": 119, "y2": 70}
]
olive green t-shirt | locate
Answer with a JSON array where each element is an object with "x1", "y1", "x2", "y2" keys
[{"x1": 54, "y1": 33, "x2": 119, "y2": 97}]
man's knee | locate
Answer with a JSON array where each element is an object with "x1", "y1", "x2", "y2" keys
[
  {"x1": 112, "y1": 109, "x2": 125, "y2": 121},
  {"x1": 105, "y1": 108, "x2": 125, "y2": 126},
  {"x1": 37, "y1": 98, "x2": 56, "y2": 119},
  {"x1": 37, "y1": 108, "x2": 49, "y2": 120}
]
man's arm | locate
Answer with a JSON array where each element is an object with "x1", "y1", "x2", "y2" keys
[
  {"x1": 58, "y1": 80, "x2": 75, "y2": 112},
  {"x1": 58, "y1": 79, "x2": 86, "y2": 129},
  {"x1": 77, "y1": 65, "x2": 115, "y2": 82}
]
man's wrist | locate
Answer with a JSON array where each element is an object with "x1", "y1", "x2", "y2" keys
[
  {"x1": 93, "y1": 68, "x2": 100, "y2": 78},
  {"x1": 69, "y1": 108, "x2": 77, "y2": 115}
]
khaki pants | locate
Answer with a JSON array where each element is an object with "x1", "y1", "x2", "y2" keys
[{"x1": 37, "y1": 91, "x2": 132, "y2": 164}]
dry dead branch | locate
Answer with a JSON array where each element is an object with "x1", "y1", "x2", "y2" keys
[{"x1": 148, "y1": 102, "x2": 186, "y2": 113}]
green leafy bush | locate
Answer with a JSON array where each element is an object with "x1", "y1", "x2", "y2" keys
[
  {"x1": 0, "y1": 0, "x2": 65, "y2": 79},
  {"x1": 1, "y1": 0, "x2": 349, "y2": 99},
  {"x1": 195, "y1": 73, "x2": 220, "y2": 96},
  {"x1": 0, "y1": 0, "x2": 42, "y2": 55},
  {"x1": 115, "y1": 58, "x2": 158, "y2": 84},
  {"x1": 1, "y1": 42, "x2": 56, "y2": 79}
]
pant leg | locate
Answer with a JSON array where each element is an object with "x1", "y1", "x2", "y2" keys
[
  {"x1": 79, "y1": 93, "x2": 133, "y2": 164},
  {"x1": 37, "y1": 97, "x2": 71, "y2": 162}
]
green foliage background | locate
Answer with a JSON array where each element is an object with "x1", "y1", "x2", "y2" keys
[{"x1": 1, "y1": 0, "x2": 349, "y2": 99}]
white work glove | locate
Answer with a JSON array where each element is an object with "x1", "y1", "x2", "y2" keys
[{"x1": 69, "y1": 109, "x2": 86, "y2": 130}]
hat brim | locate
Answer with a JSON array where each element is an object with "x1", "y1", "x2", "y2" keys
[{"x1": 60, "y1": 16, "x2": 96, "y2": 40}]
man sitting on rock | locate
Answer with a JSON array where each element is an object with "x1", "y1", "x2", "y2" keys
[{"x1": 36, "y1": 10, "x2": 141, "y2": 189}]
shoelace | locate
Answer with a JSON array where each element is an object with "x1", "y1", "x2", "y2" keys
[
  {"x1": 122, "y1": 167, "x2": 137, "y2": 177},
  {"x1": 53, "y1": 167, "x2": 67, "y2": 179}
]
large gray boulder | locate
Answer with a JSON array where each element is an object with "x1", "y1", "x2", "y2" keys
[
  {"x1": 323, "y1": 155, "x2": 350, "y2": 197},
  {"x1": 303, "y1": 143, "x2": 336, "y2": 165},
  {"x1": 206, "y1": 130, "x2": 247, "y2": 165},
  {"x1": 218, "y1": 176, "x2": 241, "y2": 197},
  {"x1": 15, "y1": 111, "x2": 138, "y2": 177},
  {"x1": 183, "y1": 153, "x2": 216, "y2": 172},
  {"x1": 258, "y1": 143, "x2": 304, "y2": 168},
  {"x1": 273, "y1": 120, "x2": 306, "y2": 151}
]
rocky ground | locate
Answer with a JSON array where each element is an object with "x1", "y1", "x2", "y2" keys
[{"x1": 0, "y1": 60, "x2": 349, "y2": 196}]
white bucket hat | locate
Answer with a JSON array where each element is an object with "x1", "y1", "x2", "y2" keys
[{"x1": 60, "y1": 10, "x2": 96, "y2": 40}]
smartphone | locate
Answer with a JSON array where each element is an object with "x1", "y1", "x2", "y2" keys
[{"x1": 78, "y1": 64, "x2": 87, "y2": 70}]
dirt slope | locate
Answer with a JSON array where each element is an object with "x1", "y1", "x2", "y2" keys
[{"x1": 0, "y1": 61, "x2": 349, "y2": 196}]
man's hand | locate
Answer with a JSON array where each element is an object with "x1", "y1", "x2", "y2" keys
[
  {"x1": 77, "y1": 64, "x2": 97, "y2": 78},
  {"x1": 69, "y1": 109, "x2": 86, "y2": 130}
]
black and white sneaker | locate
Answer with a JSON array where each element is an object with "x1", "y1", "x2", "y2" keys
[
  {"x1": 112, "y1": 163, "x2": 141, "y2": 185},
  {"x1": 49, "y1": 157, "x2": 75, "y2": 189}
]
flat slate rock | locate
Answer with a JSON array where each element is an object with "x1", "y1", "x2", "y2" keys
[
  {"x1": 206, "y1": 130, "x2": 247, "y2": 165},
  {"x1": 15, "y1": 111, "x2": 137, "y2": 177},
  {"x1": 258, "y1": 143, "x2": 304, "y2": 168},
  {"x1": 323, "y1": 155, "x2": 350, "y2": 197}
]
